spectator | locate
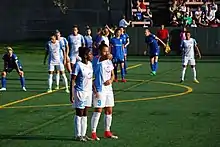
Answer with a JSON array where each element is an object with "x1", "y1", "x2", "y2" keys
[
  {"x1": 179, "y1": 2, "x2": 187, "y2": 13},
  {"x1": 134, "y1": 7, "x2": 143, "y2": 21},
  {"x1": 194, "y1": 6, "x2": 203, "y2": 21},
  {"x1": 169, "y1": 1, "x2": 178, "y2": 18},
  {"x1": 183, "y1": 13, "x2": 193, "y2": 26},
  {"x1": 186, "y1": 7, "x2": 193, "y2": 17},
  {"x1": 157, "y1": 25, "x2": 169, "y2": 51},
  {"x1": 190, "y1": 19, "x2": 198, "y2": 27},
  {"x1": 170, "y1": 15, "x2": 179, "y2": 26},
  {"x1": 206, "y1": 6, "x2": 216, "y2": 23},
  {"x1": 180, "y1": 27, "x2": 187, "y2": 41},
  {"x1": 139, "y1": 0, "x2": 147, "y2": 10},
  {"x1": 210, "y1": 0, "x2": 218, "y2": 11},
  {"x1": 198, "y1": 12, "x2": 209, "y2": 26},
  {"x1": 142, "y1": 8, "x2": 153, "y2": 26},
  {"x1": 119, "y1": 15, "x2": 131, "y2": 28}
]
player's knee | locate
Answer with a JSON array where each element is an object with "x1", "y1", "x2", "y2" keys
[
  {"x1": 76, "y1": 108, "x2": 84, "y2": 116},
  {"x1": 2, "y1": 71, "x2": 6, "y2": 77},
  {"x1": 20, "y1": 71, "x2": 24, "y2": 77},
  {"x1": 104, "y1": 107, "x2": 112, "y2": 115},
  {"x1": 191, "y1": 65, "x2": 195, "y2": 68},
  {"x1": 94, "y1": 108, "x2": 102, "y2": 113}
]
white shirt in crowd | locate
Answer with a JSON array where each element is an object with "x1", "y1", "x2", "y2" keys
[{"x1": 119, "y1": 19, "x2": 130, "y2": 28}]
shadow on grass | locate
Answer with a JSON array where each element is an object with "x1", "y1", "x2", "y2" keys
[{"x1": 0, "y1": 134, "x2": 75, "y2": 141}]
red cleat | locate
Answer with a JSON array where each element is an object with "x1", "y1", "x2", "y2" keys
[
  {"x1": 91, "y1": 132, "x2": 100, "y2": 141},
  {"x1": 104, "y1": 131, "x2": 118, "y2": 139},
  {"x1": 121, "y1": 79, "x2": 127, "y2": 83},
  {"x1": 113, "y1": 79, "x2": 118, "y2": 82}
]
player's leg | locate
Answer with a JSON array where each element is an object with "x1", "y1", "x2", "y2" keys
[
  {"x1": 190, "y1": 59, "x2": 199, "y2": 83},
  {"x1": 153, "y1": 56, "x2": 159, "y2": 74},
  {"x1": 150, "y1": 56, "x2": 156, "y2": 75},
  {"x1": 73, "y1": 91, "x2": 87, "y2": 142},
  {"x1": 59, "y1": 64, "x2": 69, "y2": 93},
  {"x1": 55, "y1": 69, "x2": 60, "y2": 90},
  {"x1": 104, "y1": 91, "x2": 118, "y2": 139},
  {"x1": 66, "y1": 56, "x2": 72, "y2": 74},
  {"x1": 91, "y1": 92, "x2": 105, "y2": 141},
  {"x1": 120, "y1": 60, "x2": 126, "y2": 82},
  {"x1": 16, "y1": 69, "x2": 26, "y2": 91},
  {"x1": 0, "y1": 71, "x2": 7, "y2": 91},
  {"x1": 180, "y1": 57, "x2": 188, "y2": 83},
  {"x1": 48, "y1": 65, "x2": 54, "y2": 92},
  {"x1": 113, "y1": 59, "x2": 118, "y2": 82}
]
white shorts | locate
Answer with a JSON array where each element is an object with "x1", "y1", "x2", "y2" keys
[
  {"x1": 93, "y1": 90, "x2": 114, "y2": 108},
  {"x1": 182, "y1": 57, "x2": 196, "y2": 66},
  {"x1": 70, "y1": 56, "x2": 82, "y2": 64},
  {"x1": 48, "y1": 64, "x2": 65, "y2": 72},
  {"x1": 73, "y1": 90, "x2": 92, "y2": 109}
]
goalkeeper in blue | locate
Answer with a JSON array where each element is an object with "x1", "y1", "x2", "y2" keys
[
  {"x1": 144, "y1": 29, "x2": 167, "y2": 76},
  {"x1": 110, "y1": 28, "x2": 126, "y2": 82},
  {"x1": 0, "y1": 47, "x2": 26, "y2": 91}
]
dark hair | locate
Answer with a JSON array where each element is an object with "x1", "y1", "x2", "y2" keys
[
  {"x1": 185, "y1": 31, "x2": 190, "y2": 34},
  {"x1": 99, "y1": 43, "x2": 108, "y2": 52},
  {"x1": 114, "y1": 28, "x2": 121, "y2": 35},
  {"x1": 78, "y1": 47, "x2": 91, "y2": 60},
  {"x1": 72, "y1": 25, "x2": 78, "y2": 29}
]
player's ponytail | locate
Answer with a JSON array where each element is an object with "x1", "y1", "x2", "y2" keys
[{"x1": 78, "y1": 47, "x2": 91, "y2": 62}]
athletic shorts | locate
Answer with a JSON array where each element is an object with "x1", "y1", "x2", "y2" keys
[
  {"x1": 93, "y1": 90, "x2": 114, "y2": 108},
  {"x1": 112, "y1": 58, "x2": 124, "y2": 64},
  {"x1": 4, "y1": 66, "x2": 23, "y2": 73},
  {"x1": 70, "y1": 55, "x2": 81, "y2": 64},
  {"x1": 48, "y1": 64, "x2": 65, "y2": 72},
  {"x1": 73, "y1": 90, "x2": 92, "y2": 109},
  {"x1": 182, "y1": 57, "x2": 196, "y2": 66},
  {"x1": 124, "y1": 48, "x2": 128, "y2": 55}
]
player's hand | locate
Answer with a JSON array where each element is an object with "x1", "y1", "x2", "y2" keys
[
  {"x1": 107, "y1": 54, "x2": 113, "y2": 60},
  {"x1": 104, "y1": 80, "x2": 112, "y2": 86},
  {"x1": 198, "y1": 54, "x2": 202, "y2": 59},
  {"x1": 18, "y1": 71, "x2": 23, "y2": 76},
  {"x1": 94, "y1": 92, "x2": 100, "y2": 99},
  {"x1": 144, "y1": 50, "x2": 147, "y2": 55}
]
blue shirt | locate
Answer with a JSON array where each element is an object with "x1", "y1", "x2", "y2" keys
[
  {"x1": 110, "y1": 37, "x2": 125, "y2": 59},
  {"x1": 145, "y1": 34, "x2": 159, "y2": 52},
  {"x1": 120, "y1": 33, "x2": 129, "y2": 47},
  {"x1": 84, "y1": 35, "x2": 93, "y2": 51},
  {"x1": 2, "y1": 53, "x2": 22, "y2": 69}
]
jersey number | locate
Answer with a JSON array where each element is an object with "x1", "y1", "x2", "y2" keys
[{"x1": 97, "y1": 100, "x2": 102, "y2": 106}]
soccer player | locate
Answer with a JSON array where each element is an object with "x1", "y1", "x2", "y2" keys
[
  {"x1": 68, "y1": 25, "x2": 85, "y2": 68},
  {"x1": 70, "y1": 47, "x2": 93, "y2": 142},
  {"x1": 84, "y1": 28, "x2": 93, "y2": 52},
  {"x1": 0, "y1": 47, "x2": 26, "y2": 91},
  {"x1": 144, "y1": 29, "x2": 166, "y2": 76},
  {"x1": 92, "y1": 28, "x2": 102, "y2": 56},
  {"x1": 110, "y1": 28, "x2": 126, "y2": 82},
  {"x1": 180, "y1": 31, "x2": 201, "y2": 83},
  {"x1": 44, "y1": 35, "x2": 69, "y2": 93},
  {"x1": 91, "y1": 43, "x2": 118, "y2": 141},
  {"x1": 120, "y1": 27, "x2": 130, "y2": 74},
  {"x1": 100, "y1": 28, "x2": 110, "y2": 47}
]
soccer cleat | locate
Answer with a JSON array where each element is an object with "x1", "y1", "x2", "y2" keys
[
  {"x1": 150, "y1": 71, "x2": 156, "y2": 76},
  {"x1": 113, "y1": 79, "x2": 118, "y2": 82},
  {"x1": 55, "y1": 86, "x2": 59, "y2": 90},
  {"x1": 121, "y1": 79, "x2": 127, "y2": 83},
  {"x1": 91, "y1": 132, "x2": 100, "y2": 141},
  {"x1": 104, "y1": 131, "x2": 118, "y2": 139},
  {"x1": 193, "y1": 79, "x2": 200, "y2": 83},
  {"x1": 47, "y1": 89, "x2": 52, "y2": 93},
  {"x1": 0, "y1": 88, "x2": 6, "y2": 91},
  {"x1": 75, "y1": 136, "x2": 87, "y2": 142},
  {"x1": 180, "y1": 80, "x2": 184, "y2": 83},
  {"x1": 22, "y1": 87, "x2": 27, "y2": 92},
  {"x1": 83, "y1": 136, "x2": 93, "y2": 141},
  {"x1": 65, "y1": 88, "x2": 70, "y2": 93}
]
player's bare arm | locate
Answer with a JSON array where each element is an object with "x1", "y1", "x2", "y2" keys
[
  {"x1": 92, "y1": 81, "x2": 100, "y2": 98},
  {"x1": 104, "y1": 70, "x2": 114, "y2": 86},
  {"x1": 105, "y1": 25, "x2": 114, "y2": 34},
  {"x1": 70, "y1": 75, "x2": 76, "y2": 103},
  {"x1": 195, "y1": 45, "x2": 202, "y2": 59},
  {"x1": 125, "y1": 38, "x2": 130, "y2": 48},
  {"x1": 155, "y1": 36, "x2": 166, "y2": 47}
]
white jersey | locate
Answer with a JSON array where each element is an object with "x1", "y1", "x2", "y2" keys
[
  {"x1": 94, "y1": 58, "x2": 114, "y2": 92},
  {"x1": 101, "y1": 36, "x2": 110, "y2": 47},
  {"x1": 72, "y1": 61, "x2": 93, "y2": 92},
  {"x1": 46, "y1": 40, "x2": 64, "y2": 65},
  {"x1": 68, "y1": 34, "x2": 85, "y2": 57},
  {"x1": 181, "y1": 38, "x2": 197, "y2": 58}
]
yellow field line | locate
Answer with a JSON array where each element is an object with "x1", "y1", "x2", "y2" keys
[
  {"x1": 2, "y1": 80, "x2": 193, "y2": 109},
  {"x1": 0, "y1": 64, "x2": 142, "y2": 109}
]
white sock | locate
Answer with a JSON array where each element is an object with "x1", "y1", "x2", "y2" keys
[
  {"x1": 181, "y1": 67, "x2": 186, "y2": 81},
  {"x1": 62, "y1": 74, "x2": 68, "y2": 89},
  {"x1": 81, "y1": 116, "x2": 87, "y2": 137},
  {"x1": 192, "y1": 67, "x2": 197, "y2": 80},
  {"x1": 48, "y1": 74, "x2": 53, "y2": 89},
  {"x1": 104, "y1": 114, "x2": 112, "y2": 131},
  {"x1": 91, "y1": 112, "x2": 101, "y2": 133},
  {"x1": 74, "y1": 115, "x2": 82, "y2": 137},
  {"x1": 56, "y1": 73, "x2": 60, "y2": 87}
]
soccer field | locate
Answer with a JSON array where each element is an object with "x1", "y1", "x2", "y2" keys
[{"x1": 0, "y1": 47, "x2": 220, "y2": 147}]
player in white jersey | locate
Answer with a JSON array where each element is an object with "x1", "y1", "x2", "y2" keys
[
  {"x1": 100, "y1": 28, "x2": 110, "y2": 47},
  {"x1": 180, "y1": 31, "x2": 201, "y2": 83},
  {"x1": 68, "y1": 26, "x2": 85, "y2": 68},
  {"x1": 43, "y1": 35, "x2": 69, "y2": 93},
  {"x1": 91, "y1": 43, "x2": 118, "y2": 141},
  {"x1": 70, "y1": 47, "x2": 93, "y2": 142}
]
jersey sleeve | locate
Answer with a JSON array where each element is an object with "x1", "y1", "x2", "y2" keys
[
  {"x1": 193, "y1": 39, "x2": 197, "y2": 46},
  {"x1": 81, "y1": 35, "x2": 85, "y2": 44},
  {"x1": 45, "y1": 42, "x2": 49, "y2": 51},
  {"x1": 72, "y1": 62, "x2": 80, "y2": 76},
  {"x1": 64, "y1": 38, "x2": 68, "y2": 46},
  {"x1": 180, "y1": 40, "x2": 184, "y2": 50}
]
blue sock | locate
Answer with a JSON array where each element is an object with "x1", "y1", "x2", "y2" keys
[
  {"x1": 114, "y1": 64, "x2": 118, "y2": 79},
  {"x1": 124, "y1": 59, "x2": 127, "y2": 73},
  {"x1": 1, "y1": 77, "x2": 6, "y2": 88},
  {"x1": 154, "y1": 62, "x2": 158, "y2": 72},
  {"x1": 20, "y1": 76, "x2": 25, "y2": 88},
  {"x1": 151, "y1": 63, "x2": 155, "y2": 72},
  {"x1": 121, "y1": 66, "x2": 125, "y2": 79}
]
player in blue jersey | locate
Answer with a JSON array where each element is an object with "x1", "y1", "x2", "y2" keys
[
  {"x1": 92, "y1": 28, "x2": 102, "y2": 56},
  {"x1": 0, "y1": 47, "x2": 26, "y2": 91},
  {"x1": 144, "y1": 29, "x2": 166, "y2": 76},
  {"x1": 110, "y1": 28, "x2": 126, "y2": 82},
  {"x1": 70, "y1": 47, "x2": 93, "y2": 142},
  {"x1": 91, "y1": 43, "x2": 118, "y2": 141},
  {"x1": 120, "y1": 27, "x2": 130, "y2": 74},
  {"x1": 84, "y1": 28, "x2": 93, "y2": 52}
]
